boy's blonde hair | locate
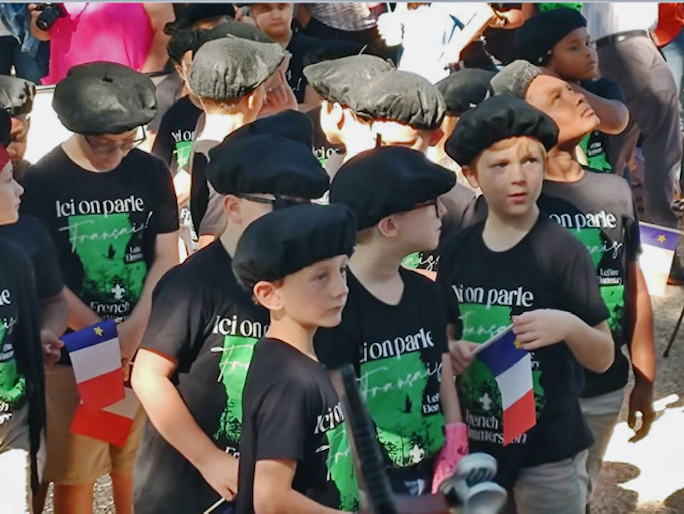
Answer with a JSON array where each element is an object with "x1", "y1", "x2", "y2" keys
[{"x1": 469, "y1": 136, "x2": 547, "y2": 175}]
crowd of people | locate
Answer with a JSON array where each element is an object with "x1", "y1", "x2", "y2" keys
[{"x1": 0, "y1": 2, "x2": 680, "y2": 514}]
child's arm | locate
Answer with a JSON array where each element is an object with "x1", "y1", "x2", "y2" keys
[
  {"x1": 440, "y1": 352, "x2": 461, "y2": 423},
  {"x1": 131, "y1": 349, "x2": 239, "y2": 500},
  {"x1": 512, "y1": 310, "x2": 614, "y2": 373},
  {"x1": 570, "y1": 84, "x2": 629, "y2": 135},
  {"x1": 253, "y1": 459, "x2": 343, "y2": 514},
  {"x1": 625, "y1": 262, "x2": 656, "y2": 441}
]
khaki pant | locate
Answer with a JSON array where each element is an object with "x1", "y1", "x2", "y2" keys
[
  {"x1": 0, "y1": 404, "x2": 32, "y2": 513},
  {"x1": 42, "y1": 365, "x2": 145, "y2": 484}
]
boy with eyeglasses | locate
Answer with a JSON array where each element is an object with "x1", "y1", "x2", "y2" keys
[
  {"x1": 131, "y1": 110, "x2": 329, "y2": 514},
  {"x1": 19, "y1": 62, "x2": 179, "y2": 514}
]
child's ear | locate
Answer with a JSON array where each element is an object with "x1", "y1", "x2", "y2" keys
[
  {"x1": 462, "y1": 165, "x2": 480, "y2": 189},
  {"x1": 428, "y1": 127, "x2": 444, "y2": 147},
  {"x1": 253, "y1": 281, "x2": 283, "y2": 311},
  {"x1": 377, "y1": 216, "x2": 399, "y2": 238},
  {"x1": 223, "y1": 195, "x2": 242, "y2": 224}
]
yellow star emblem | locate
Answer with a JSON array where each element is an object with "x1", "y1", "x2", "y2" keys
[
  {"x1": 658, "y1": 234, "x2": 667, "y2": 243},
  {"x1": 514, "y1": 339, "x2": 522, "y2": 349},
  {"x1": 93, "y1": 326, "x2": 104, "y2": 337}
]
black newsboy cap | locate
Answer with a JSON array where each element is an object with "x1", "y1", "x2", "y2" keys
[
  {"x1": 53, "y1": 62, "x2": 156, "y2": 135},
  {"x1": 514, "y1": 8, "x2": 588, "y2": 66},
  {"x1": 0, "y1": 76, "x2": 35, "y2": 116},
  {"x1": 351, "y1": 70, "x2": 445, "y2": 130},
  {"x1": 436, "y1": 69, "x2": 495, "y2": 116},
  {"x1": 189, "y1": 36, "x2": 284, "y2": 101},
  {"x1": 446, "y1": 95, "x2": 559, "y2": 166},
  {"x1": 330, "y1": 146, "x2": 456, "y2": 230},
  {"x1": 223, "y1": 109, "x2": 314, "y2": 148},
  {"x1": 207, "y1": 133, "x2": 329, "y2": 199},
  {"x1": 232, "y1": 203, "x2": 357, "y2": 293}
]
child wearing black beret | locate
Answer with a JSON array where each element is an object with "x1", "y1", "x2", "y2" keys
[
  {"x1": 231, "y1": 204, "x2": 361, "y2": 514},
  {"x1": 316, "y1": 146, "x2": 468, "y2": 497},
  {"x1": 131, "y1": 111, "x2": 329, "y2": 514},
  {"x1": 513, "y1": 9, "x2": 629, "y2": 172},
  {"x1": 438, "y1": 95, "x2": 614, "y2": 513},
  {"x1": 19, "y1": 62, "x2": 180, "y2": 511}
]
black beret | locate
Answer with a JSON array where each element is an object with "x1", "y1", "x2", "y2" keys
[
  {"x1": 490, "y1": 60, "x2": 541, "y2": 99},
  {"x1": 0, "y1": 109, "x2": 10, "y2": 147},
  {"x1": 350, "y1": 70, "x2": 445, "y2": 130},
  {"x1": 207, "y1": 134, "x2": 329, "y2": 198},
  {"x1": 167, "y1": 28, "x2": 199, "y2": 64},
  {"x1": 302, "y1": 39, "x2": 371, "y2": 68},
  {"x1": 189, "y1": 36, "x2": 284, "y2": 101},
  {"x1": 53, "y1": 62, "x2": 156, "y2": 135},
  {"x1": 446, "y1": 96, "x2": 559, "y2": 167},
  {"x1": 436, "y1": 69, "x2": 495, "y2": 116},
  {"x1": 330, "y1": 146, "x2": 456, "y2": 230},
  {"x1": 303, "y1": 54, "x2": 393, "y2": 106},
  {"x1": 219, "y1": 109, "x2": 314, "y2": 148},
  {"x1": 194, "y1": 19, "x2": 273, "y2": 50},
  {"x1": 0, "y1": 76, "x2": 35, "y2": 116},
  {"x1": 514, "y1": 8, "x2": 587, "y2": 66},
  {"x1": 232, "y1": 204, "x2": 357, "y2": 293},
  {"x1": 164, "y1": 3, "x2": 235, "y2": 34}
]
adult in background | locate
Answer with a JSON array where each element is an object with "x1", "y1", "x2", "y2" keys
[
  {"x1": 29, "y1": 2, "x2": 175, "y2": 85},
  {"x1": 20, "y1": 62, "x2": 179, "y2": 514},
  {"x1": 582, "y1": 3, "x2": 682, "y2": 231},
  {"x1": 0, "y1": 4, "x2": 49, "y2": 83}
]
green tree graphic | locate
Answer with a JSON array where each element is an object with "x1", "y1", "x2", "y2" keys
[
  {"x1": 325, "y1": 423, "x2": 360, "y2": 510},
  {"x1": 0, "y1": 321, "x2": 25, "y2": 404}
]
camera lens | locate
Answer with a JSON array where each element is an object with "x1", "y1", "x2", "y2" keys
[{"x1": 36, "y1": 6, "x2": 61, "y2": 31}]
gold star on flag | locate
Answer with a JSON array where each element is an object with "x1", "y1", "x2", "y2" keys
[
  {"x1": 658, "y1": 234, "x2": 667, "y2": 243},
  {"x1": 514, "y1": 339, "x2": 522, "y2": 349},
  {"x1": 93, "y1": 326, "x2": 104, "y2": 337}
]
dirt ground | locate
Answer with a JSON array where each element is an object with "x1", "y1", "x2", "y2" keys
[{"x1": 41, "y1": 288, "x2": 684, "y2": 514}]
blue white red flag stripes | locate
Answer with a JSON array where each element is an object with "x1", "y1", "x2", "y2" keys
[
  {"x1": 476, "y1": 328, "x2": 536, "y2": 445},
  {"x1": 62, "y1": 320, "x2": 125, "y2": 409}
]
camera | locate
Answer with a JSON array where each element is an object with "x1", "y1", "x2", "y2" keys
[{"x1": 34, "y1": 3, "x2": 66, "y2": 32}]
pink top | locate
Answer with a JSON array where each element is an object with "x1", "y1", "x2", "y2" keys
[{"x1": 43, "y1": 3, "x2": 154, "y2": 85}]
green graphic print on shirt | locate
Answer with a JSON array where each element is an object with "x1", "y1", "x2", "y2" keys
[
  {"x1": 67, "y1": 213, "x2": 148, "y2": 317},
  {"x1": 563, "y1": 225, "x2": 624, "y2": 336},
  {"x1": 174, "y1": 140, "x2": 193, "y2": 171},
  {"x1": 215, "y1": 335, "x2": 259, "y2": 446},
  {"x1": 325, "y1": 422, "x2": 360, "y2": 511},
  {"x1": 359, "y1": 350, "x2": 445, "y2": 468},
  {"x1": 0, "y1": 319, "x2": 26, "y2": 407},
  {"x1": 460, "y1": 304, "x2": 545, "y2": 444}
]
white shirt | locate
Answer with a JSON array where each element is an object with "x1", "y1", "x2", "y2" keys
[{"x1": 582, "y1": 3, "x2": 658, "y2": 41}]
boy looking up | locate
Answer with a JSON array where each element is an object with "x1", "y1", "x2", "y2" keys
[
  {"x1": 232, "y1": 204, "x2": 360, "y2": 514},
  {"x1": 493, "y1": 59, "x2": 656, "y2": 500},
  {"x1": 132, "y1": 110, "x2": 329, "y2": 514},
  {"x1": 316, "y1": 147, "x2": 464, "y2": 496},
  {"x1": 439, "y1": 95, "x2": 614, "y2": 513},
  {"x1": 513, "y1": 9, "x2": 629, "y2": 172}
]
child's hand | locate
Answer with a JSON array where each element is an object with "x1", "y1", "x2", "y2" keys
[
  {"x1": 198, "y1": 448, "x2": 238, "y2": 501},
  {"x1": 512, "y1": 309, "x2": 576, "y2": 350},
  {"x1": 449, "y1": 340, "x2": 479, "y2": 374}
]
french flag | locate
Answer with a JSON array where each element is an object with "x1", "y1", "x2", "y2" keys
[
  {"x1": 63, "y1": 320, "x2": 125, "y2": 410},
  {"x1": 476, "y1": 328, "x2": 536, "y2": 446},
  {"x1": 71, "y1": 387, "x2": 138, "y2": 447}
]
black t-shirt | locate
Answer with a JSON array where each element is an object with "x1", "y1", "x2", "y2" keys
[
  {"x1": 0, "y1": 240, "x2": 42, "y2": 430},
  {"x1": 436, "y1": 216, "x2": 608, "y2": 488},
  {"x1": 151, "y1": 95, "x2": 202, "y2": 177},
  {"x1": 237, "y1": 338, "x2": 360, "y2": 514},
  {"x1": 315, "y1": 268, "x2": 449, "y2": 471},
  {"x1": 20, "y1": 147, "x2": 179, "y2": 321},
  {"x1": 134, "y1": 241, "x2": 269, "y2": 514},
  {"x1": 539, "y1": 170, "x2": 640, "y2": 397},
  {"x1": 578, "y1": 78, "x2": 625, "y2": 173},
  {"x1": 0, "y1": 215, "x2": 64, "y2": 300},
  {"x1": 287, "y1": 32, "x2": 325, "y2": 103}
]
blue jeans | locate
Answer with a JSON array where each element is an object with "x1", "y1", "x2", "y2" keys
[{"x1": 0, "y1": 36, "x2": 48, "y2": 83}]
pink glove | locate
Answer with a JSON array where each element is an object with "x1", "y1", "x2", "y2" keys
[{"x1": 432, "y1": 422, "x2": 469, "y2": 494}]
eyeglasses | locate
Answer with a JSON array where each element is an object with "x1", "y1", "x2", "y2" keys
[
  {"x1": 83, "y1": 128, "x2": 147, "y2": 155},
  {"x1": 412, "y1": 198, "x2": 441, "y2": 217},
  {"x1": 238, "y1": 194, "x2": 311, "y2": 210}
]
